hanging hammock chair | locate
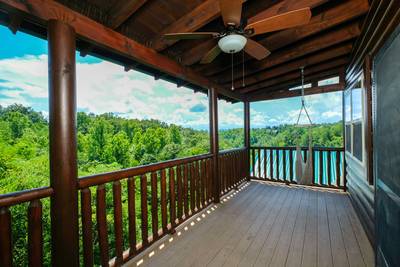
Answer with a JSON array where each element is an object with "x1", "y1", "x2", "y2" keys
[{"x1": 295, "y1": 67, "x2": 314, "y2": 185}]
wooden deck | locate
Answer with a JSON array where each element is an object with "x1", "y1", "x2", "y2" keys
[{"x1": 125, "y1": 181, "x2": 374, "y2": 267}]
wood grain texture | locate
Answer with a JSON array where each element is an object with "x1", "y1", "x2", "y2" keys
[{"x1": 125, "y1": 182, "x2": 374, "y2": 267}]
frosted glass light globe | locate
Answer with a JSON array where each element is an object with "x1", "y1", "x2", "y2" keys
[{"x1": 218, "y1": 34, "x2": 247, "y2": 53}]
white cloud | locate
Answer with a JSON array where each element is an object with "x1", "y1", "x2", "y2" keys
[{"x1": 0, "y1": 54, "x2": 210, "y2": 129}]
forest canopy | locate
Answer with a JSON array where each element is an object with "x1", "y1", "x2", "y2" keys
[
  {"x1": 0, "y1": 103, "x2": 342, "y2": 266},
  {"x1": 0, "y1": 103, "x2": 342, "y2": 193}
]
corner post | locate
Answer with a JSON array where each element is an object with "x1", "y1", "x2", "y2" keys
[
  {"x1": 48, "y1": 20, "x2": 79, "y2": 266},
  {"x1": 244, "y1": 101, "x2": 250, "y2": 181},
  {"x1": 209, "y1": 87, "x2": 220, "y2": 203}
]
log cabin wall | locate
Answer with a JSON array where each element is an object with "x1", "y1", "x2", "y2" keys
[{"x1": 344, "y1": 0, "x2": 400, "y2": 245}]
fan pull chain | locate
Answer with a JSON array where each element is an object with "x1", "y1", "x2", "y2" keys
[
  {"x1": 301, "y1": 66, "x2": 305, "y2": 105},
  {"x1": 231, "y1": 52, "x2": 234, "y2": 90},
  {"x1": 242, "y1": 50, "x2": 245, "y2": 87}
]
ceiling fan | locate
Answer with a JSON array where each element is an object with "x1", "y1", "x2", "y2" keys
[{"x1": 163, "y1": 0, "x2": 312, "y2": 64}]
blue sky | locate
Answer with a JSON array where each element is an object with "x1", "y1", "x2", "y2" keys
[{"x1": 0, "y1": 26, "x2": 342, "y2": 130}]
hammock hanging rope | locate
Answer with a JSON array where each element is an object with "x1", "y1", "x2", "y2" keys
[{"x1": 295, "y1": 67, "x2": 314, "y2": 185}]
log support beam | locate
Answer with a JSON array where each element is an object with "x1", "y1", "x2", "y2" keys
[
  {"x1": 244, "y1": 101, "x2": 250, "y2": 181},
  {"x1": 248, "y1": 83, "x2": 344, "y2": 102},
  {"x1": 0, "y1": 0, "x2": 242, "y2": 101},
  {"x1": 209, "y1": 88, "x2": 220, "y2": 203},
  {"x1": 48, "y1": 19, "x2": 79, "y2": 267}
]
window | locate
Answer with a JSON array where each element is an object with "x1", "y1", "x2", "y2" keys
[
  {"x1": 318, "y1": 76, "x2": 340, "y2": 86},
  {"x1": 344, "y1": 75, "x2": 364, "y2": 163}
]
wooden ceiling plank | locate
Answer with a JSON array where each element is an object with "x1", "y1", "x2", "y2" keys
[
  {"x1": 107, "y1": 0, "x2": 148, "y2": 29},
  {"x1": 248, "y1": 83, "x2": 344, "y2": 102},
  {"x1": 251, "y1": 67, "x2": 344, "y2": 95},
  {"x1": 0, "y1": 0, "x2": 242, "y2": 100},
  {"x1": 215, "y1": 23, "x2": 360, "y2": 83},
  {"x1": 247, "y1": 0, "x2": 327, "y2": 25},
  {"x1": 151, "y1": 0, "x2": 221, "y2": 51},
  {"x1": 192, "y1": 0, "x2": 368, "y2": 74},
  {"x1": 240, "y1": 57, "x2": 348, "y2": 94},
  {"x1": 230, "y1": 43, "x2": 352, "y2": 89},
  {"x1": 182, "y1": 0, "x2": 332, "y2": 66},
  {"x1": 154, "y1": 0, "x2": 325, "y2": 53}
]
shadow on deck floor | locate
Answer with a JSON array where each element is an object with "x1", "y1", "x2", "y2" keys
[{"x1": 125, "y1": 181, "x2": 374, "y2": 267}]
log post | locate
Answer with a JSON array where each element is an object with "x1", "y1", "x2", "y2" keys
[
  {"x1": 48, "y1": 19, "x2": 79, "y2": 266},
  {"x1": 244, "y1": 101, "x2": 250, "y2": 181},
  {"x1": 209, "y1": 88, "x2": 220, "y2": 203}
]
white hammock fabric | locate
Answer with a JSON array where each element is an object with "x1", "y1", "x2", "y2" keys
[
  {"x1": 294, "y1": 67, "x2": 314, "y2": 185},
  {"x1": 295, "y1": 142, "x2": 313, "y2": 185}
]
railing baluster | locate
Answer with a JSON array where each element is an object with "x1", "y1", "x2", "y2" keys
[
  {"x1": 343, "y1": 151, "x2": 347, "y2": 191},
  {"x1": 201, "y1": 160, "x2": 206, "y2": 207},
  {"x1": 195, "y1": 161, "x2": 201, "y2": 210},
  {"x1": 205, "y1": 159, "x2": 209, "y2": 202},
  {"x1": 263, "y1": 148, "x2": 267, "y2": 179},
  {"x1": 228, "y1": 155, "x2": 231, "y2": 188},
  {"x1": 140, "y1": 175, "x2": 148, "y2": 247},
  {"x1": 269, "y1": 149, "x2": 273, "y2": 179},
  {"x1": 0, "y1": 207, "x2": 12, "y2": 267},
  {"x1": 208, "y1": 159, "x2": 213, "y2": 202},
  {"x1": 81, "y1": 189, "x2": 93, "y2": 267},
  {"x1": 224, "y1": 156, "x2": 228, "y2": 191},
  {"x1": 327, "y1": 151, "x2": 332, "y2": 187},
  {"x1": 283, "y1": 150, "x2": 287, "y2": 181},
  {"x1": 160, "y1": 169, "x2": 168, "y2": 233},
  {"x1": 276, "y1": 149, "x2": 280, "y2": 180},
  {"x1": 96, "y1": 185, "x2": 109, "y2": 267},
  {"x1": 176, "y1": 165, "x2": 183, "y2": 221},
  {"x1": 113, "y1": 181, "x2": 123, "y2": 266},
  {"x1": 304, "y1": 148, "x2": 308, "y2": 162},
  {"x1": 252, "y1": 148, "x2": 255, "y2": 177},
  {"x1": 319, "y1": 151, "x2": 323, "y2": 185},
  {"x1": 169, "y1": 167, "x2": 176, "y2": 232},
  {"x1": 336, "y1": 151, "x2": 340, "y2": 187},
  {"x1": 127, "y1": 177, "x2": 136, "y2": 256},
  {"x1": 221, "y1": 156, "x2": 225, "y2": 192},
  {"x1": 183, "y1": 164, "x2": 189, "y2": 217},
  {"x1": 151, "y1": 172, "x2": 159, "y2": 240},
  {"x1": 190, "y1": 163, "x2": 195, "y2": 212},
  {"x1": 28, "y1": 200, "x2": 43, "y2": 267},
  {"x1": 311, "y1": 150, "x2": 315, "y2": 185},
  {"x1": 289, "y1": 149, "x2": 293, "y2": 182}
]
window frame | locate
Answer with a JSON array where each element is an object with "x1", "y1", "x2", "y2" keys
[{"x1": 344, "y1": 74, "x2": 366, "y2": 165}]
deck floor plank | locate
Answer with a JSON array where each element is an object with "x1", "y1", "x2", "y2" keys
[
  {"x1": 285, "y1": 187, "x2": 309, "y2": 267},
  {"x1": 188, "y1": 183, "x2": 269, "y2": 266},
  {"x1": 301, "y1": 189, "x2": 319, "y2": 267},
  {"x1": 317, "y1": 190, "x2": 333, "y2": 267},
  {"x1": 125, "y1": 181, "x2": 374, "y2": 267},
  {"x1": 237, "y1": 185, "x2": 292, "y2": 267}
]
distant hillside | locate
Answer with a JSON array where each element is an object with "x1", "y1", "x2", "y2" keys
[{"x1": 0, "y1": 104, "x2": 342, "y2": 266}]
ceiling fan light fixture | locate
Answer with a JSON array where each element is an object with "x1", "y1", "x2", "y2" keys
[{"x1": 218, "y1": 34, "x2": 247, "y2": 53}]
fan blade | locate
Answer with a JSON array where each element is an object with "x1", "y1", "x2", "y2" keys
[
  {"x1": 219, "y1": 0, "x2": 244, "y2": 26},
  {"x1": 244, "y1": 39, "x2": 271, "y2": 60},
  {"x1": 200, "y1": 45, "x2": 222, "y2": 64},
  {"x1": 246, "y1": 8, "x2": 312, "y2": 36},
  {"x1": 163, "y1": 32, "x2": 219, "y2": 40}
]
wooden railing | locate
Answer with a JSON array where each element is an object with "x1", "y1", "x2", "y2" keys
[
  {"x1": 77, "y1": 153, "x2": 215, "y2": 266},
  {"x1": 250, "y1": 146, "x2": 345, "y2": 189},
  {"x1": 218, "y1": 148, "x2": 248, "y2": 194},
  {"x1": 0, "y1": 150, "x2": 248, "y2": 266},
  {"x1": 0, "y1": 187, "x2": 53, "y2": 266}
]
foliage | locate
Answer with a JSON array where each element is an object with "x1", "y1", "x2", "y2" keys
[{"x1": 0, "y1": 104, "x2": 342, "y2": 266}]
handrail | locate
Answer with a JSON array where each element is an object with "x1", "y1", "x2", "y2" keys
[
  {"x1": 219, "y1": 147, "x2": 247, "y2": 155},
  {"x1": 251, "y1": 146, "x2": 344, "y2": 151},
  {"x1": 250, "y1": 146, "x2": 345, "y2": 189},
  {"x1": 0, "y1": 187, "x2": 53, "y2": 207},
  {"x1": 78, "y1": 153, "x2": 213, "y2": 189}
]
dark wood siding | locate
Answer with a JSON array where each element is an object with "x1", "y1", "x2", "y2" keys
[{"x1": 346, "y1": 155, "x2": 374, "y2": 243}]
